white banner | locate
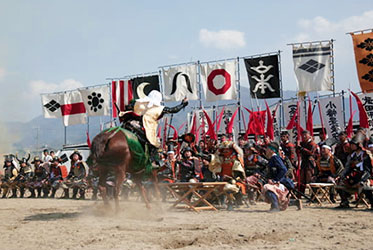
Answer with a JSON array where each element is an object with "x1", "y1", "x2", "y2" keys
[
  {"x1": 359, "y1": 93, "x2": 373, "y2": 136},
  {"x1": 319, "y1": 96, "x2": 344, "y2": 138},
  {"x1": 200, "y1": 61, "x2": 237, "y2": 102},
  {"x1": 61, "y1": 90, "x2": 87, "y2": 126},
  {"x1": 79, "y1": 85, "x2": 110, "y2": 117},
  {"x1": 188, "y1": 109, "x2": 213, "y2": 141},
  {"x1": 216, "y1": 105, "x2": 239, "y2": 138},
  {"x1": 270, "y1": 103, "x2": 281, "y2": 141},
  {"x1": 162, "y1": 64, "x2": 198, "y2": 102},
  {"x1": 292, "y1": 43, "x2": 333, "y2": 93},
  {"x1": 41, "y1": 93, "x2": 63, "y2": 118},
  {"x1": 283, "y1": 100, "x2": 306, "y2": 143}
]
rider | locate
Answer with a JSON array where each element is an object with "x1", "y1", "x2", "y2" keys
[{"x1": 120, "y1": 90, "x2": 188, "y2": 164}]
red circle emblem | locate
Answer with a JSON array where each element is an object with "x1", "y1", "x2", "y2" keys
[{"x1": 207, "y1": 69, "x2": 231, "y2": 95}]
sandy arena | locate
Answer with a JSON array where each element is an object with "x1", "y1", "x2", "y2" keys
[{"x1": 0, "y1": 197, "x2": 372, "y2": 250}]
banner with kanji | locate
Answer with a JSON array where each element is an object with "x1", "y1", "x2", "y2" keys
[
  {"x1": 283, "y1": 100, "x2": 305, "y2": 142},
  {"x1": 359, "y1": 92, "x2": 373, "y2": 135},
  {"x1": 319, "y1": 96, "x2": 344, "y2": 138},
  {"x1": 244, "y1": 55, "x2": 281, "y2": 99},
  {"x1": 351, "y1": 32, "x2": 373, "y2": 92}
]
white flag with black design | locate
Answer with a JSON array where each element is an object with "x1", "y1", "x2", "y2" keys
[
  {"x1": 283, "y1": 100, "x2": 306, "y2": 143},
  {"x1": 200, "y1": 61, "x2": 237, "y2": 102},
  {"x1": 292, "y1": 43, "x2": 333, "y2": 93},
  {"x1": 162, "y1": 64, "x2": 198, "y2": 102},
  {"x1": 41, "y1": 93, "x2": 63, "y2": 118},
  {"x1": 79, "y1": 85, "x2": 110, "y2": 117},
  {"x1": 319, "y1": 96, "x2": 344, "y2": 138},
  {"x1": 359, "y1": 93, "x2": 373, "y2": 136}
]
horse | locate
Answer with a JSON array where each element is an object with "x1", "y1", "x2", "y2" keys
[{"x1": 88, "y1": 126, "x2": 156, "y2": 212}]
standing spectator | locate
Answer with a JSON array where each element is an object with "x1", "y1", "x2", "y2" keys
[
  {"x1": 280, "y1": 131, "x2": 297, "y2": 167},
  {"x1": 334, "y1": 131, "x2": 351, "y2": 164},
  {"x1": 297, "y1": 130, "x2": 319, "y2": 194},
  {"x1": 65, "y1": 150, "x2": 87, "y2": 199}
]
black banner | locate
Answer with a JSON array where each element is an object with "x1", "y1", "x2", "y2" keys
[
  {"x1": 131, "y1": 75, "x2": 160, "y2": 99},
  {"x1": 244, "y1": 55, "x2": 281, "y2": 99}
]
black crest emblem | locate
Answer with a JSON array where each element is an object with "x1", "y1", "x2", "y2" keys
[{"x1": 87, "y1": 92, "x2": 104, "y2": 112}]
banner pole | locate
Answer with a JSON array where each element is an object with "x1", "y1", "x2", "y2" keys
[
  {"x1": 237, "y1": 57, "x2": 242, "y2": 134},
  {"x1": 341, "y1": 90, "x2": 346, "y2": 129},
  {"x1": 278, "y1": 50, "x2": 285, "y2": 129},
  {"x1": 330, "y1": 39, "x2": 336, "y2": 97},
  {"x1": 64, "y1": 125, "x2": 67, "y2": 145}
]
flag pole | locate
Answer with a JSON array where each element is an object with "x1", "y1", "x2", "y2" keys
[
  {"x1": 237, "y1": 56, "x2": 242, "y2": 135},
  {"x1": 330, "y1": 39, "x2": 335, "y2": 97},
  {"x1": 64, "y1": 125, "x2": 67, "y2": 145},
  {"x1": 278, "y1": 50, "x2": 285, "y2": 129}
]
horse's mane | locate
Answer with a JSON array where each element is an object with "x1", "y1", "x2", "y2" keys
[{"x1": 90, "y1": 131, "x2": 112, "y2": 162}]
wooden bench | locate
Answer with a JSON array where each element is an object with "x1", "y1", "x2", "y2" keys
[
  {"x1": 306, "y1": 183, "x2": 335, "y2": 206},
  {"x1": 159, "y1": 182, "x2": 227, "y2": 212}
]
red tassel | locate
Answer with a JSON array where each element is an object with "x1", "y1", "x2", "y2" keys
[
  {"x1": 216, "y1": 107, "x2": 225, "y2": 135},
  {"x1": 306, "y1": 98, "x2": 313, "y2": 136},
  {"x1": 168, "y1": 124, "x2": 178, "y2": 140},
  {"x1": 350, "y1": 90, "x2": 369, "y2": 128},
  {"x1": 86, "y1": 131, "x2": 91, "y2": 148},
  {"x1": 190, "y1": 113, "x2": 197, "y2": 135},
  {"x1": 203, "y1": 110, "x2": 217, "y2": 140},
  {"x1": 346, "y1": 111, "x2": 356, "y2": 138},
  {"x1": 265, "y1": 101, "x2": 274, "y2": 140}
]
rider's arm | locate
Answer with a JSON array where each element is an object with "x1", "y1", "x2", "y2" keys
[{"x1": 160, "y1": 99, "x2": 188, "y2": 118}]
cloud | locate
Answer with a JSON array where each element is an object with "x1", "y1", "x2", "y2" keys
[
  {"x1": 28, "y1": 79, "x2": 84, "y2": 97},
  {"x1": 294, "y1": 10, "x2": 373, "y2": 42},
  {"x1": 0, "y1": 67, "x2": 6, "y2": 80},
  {"x1": 286, "y1": 10, "x2": 373, "y2": 92},
  {"x1": 199, "y1": 28, "x2": 246, "y2": 49}
]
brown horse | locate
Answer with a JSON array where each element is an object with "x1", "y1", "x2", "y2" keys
[{"x1": 89, "y1": 129, "x2": 152, "y2": 211}]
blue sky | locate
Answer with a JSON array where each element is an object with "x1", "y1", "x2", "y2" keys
[{"x1": 0, "y1": 0, "x2": 372, "y2": 121}]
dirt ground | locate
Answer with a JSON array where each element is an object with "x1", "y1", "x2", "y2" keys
[{"x1": 0, "y1": 197, "x2": 372, "y2": 250}]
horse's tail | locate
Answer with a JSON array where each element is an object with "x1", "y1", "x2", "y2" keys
[{"x1": 90, "y1": 131, "x2": 112, "y2": 163}]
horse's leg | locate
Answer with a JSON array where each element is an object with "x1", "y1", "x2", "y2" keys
[
  {"x1": 98, "y1": 167, "x2": 109, "y2": 207},
  {"x1": 114, "y1": 165, "x2": 126, "y2": 213},
  {"x1": 136, "y1": 178, "x2": 151, "y2": 210},
  {"x1": 152, "y1": 169, "x2": 161, "y2": 200}
]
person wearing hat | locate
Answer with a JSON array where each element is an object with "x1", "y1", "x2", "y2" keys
[
  {"x1": 334, "y1": 131, "x2": 351, "y2": 164},
  {"x1": 336, "y1": 133, "x2": 373, "y2": 209},
  {"x1": 15, "y1": 154, "x2": 33, "y2": 198},
  {"x1": 314, "y1": 145, "x2": 344, "y2": 203},
  {"x1": 30, "y1": 156, "x2": 49, "y2": 198},
  {"x1": 262, "y1": 142, "x2": 294, "y2": 212},
  {"x1": 208, "y1": 140, "x2": 246, "y2": 209},
  {"x1": 178, "y1": 146, "x2": 198, "y2": 182},
  {"x1": 297, "y1": 130, "x2": 319, "y2": 194},
  {"x1": 64, "y1": 150, "x2": 87, "y2": 199},
  {"x1": 280, "y1": 131, "x2": 297, "y2": 167},
  {"x1": 1, "y1": 156, "x2": 18, "y2": 198},
  {"x1": 48, "y1": 156, "x2": 63, "y2": 198},
  {"x1": 243, "y1": 143, "x2": 268, "y2": 177}
]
